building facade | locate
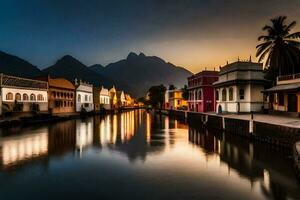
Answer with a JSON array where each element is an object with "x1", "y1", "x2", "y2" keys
[
  {"x1": 37, "y1": 76, "x2": 75, "y2": 114},
  {"x1": 165, "y1": 89, "x2": 187, "y2": 110},
  {"x1": 98, "y1": 86, "x2": 110, "y2": 110},
  {"x1": 117, "y1": 91, "x2": 126, "y2": 107},
  {"x1": 109, "y1": 86, "x2": 118, "y2": 109},
  {"x1": 264, "y1": 74, "x2": 300, "y2": 113},
  {"x1": 213, "y1": 61, "x2": 266, "y2": 113},
  {"x1": 187, "y1": 70, "x2": 219, "y2": 112},
  {"x1": 0, "y1": 74, "x2": 48, "y2": 114},
  {"x1": 74, "y1": 79, "x2": 94, "y2": 112}
]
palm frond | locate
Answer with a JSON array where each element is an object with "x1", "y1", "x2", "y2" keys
[{"x1": 285, "y1": 32, "x2": 300, "y2": 39}]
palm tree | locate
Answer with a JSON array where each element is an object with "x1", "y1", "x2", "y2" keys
[{"x1": 256, "y1": 16, "x2": 300, "y2": 81}]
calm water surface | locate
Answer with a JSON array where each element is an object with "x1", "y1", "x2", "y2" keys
[{"x1": 0, "y1": 110, "x2": 299, "y2": 200}]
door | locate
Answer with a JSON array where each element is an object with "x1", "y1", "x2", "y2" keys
[{"x1": 288, "y1": 94, "x2": 298, "y2": 112}]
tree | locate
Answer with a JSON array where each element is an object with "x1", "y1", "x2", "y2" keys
[
  {"x1": 181, "y1": 85, "x2": 189, "y2": 100},
  {"x1": 168, "y1": 84, "x2": 176, "y2": 90},
  {"x1": 256, "y1": 16, "x2": 300, "y2": 82},
  {"x1": 148, "y1": 85, "x2": 166, "y2": 109}
]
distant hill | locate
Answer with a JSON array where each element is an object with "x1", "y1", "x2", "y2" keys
[
  {"x1": 90, "y1": 52, "x2": 192, "y2": 97},
  {"x1": 42, "y1": 55, "x2": 126, "y2": 89},
  {"x1": 0, "y1": 51, "x2": 42, "y2": 78},
  {"x1": 89, "y1": 64, "x2": 104, "y2": 74}
]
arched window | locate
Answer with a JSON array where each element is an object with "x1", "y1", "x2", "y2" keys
[
  {"x1": 198, "y1": 90, "x2": 202, "y2": 100},
  {"x1": 64, "y1": 101, "x2": 66, "y2": 107},
  {"x1": 23, "y1": 94, "x2": 29, "y2": 101},
  {"x1": 37, "y1": 94, "x2": 44, "y2": 101},
  {"x1": 216, "y1": 90, "x2": 219, "y2": 101},
  {"x1": 30, "y1": 94, "x2": 36, "y2": 101},
  {"x1": 78, "y1": 94, "x2": 81, "y2": 102},
  {"x1": 6, "y1": 92, "x2": 13, "y2": 100},
  {"x1": 70, "y1": 93, "x2": 73, "y2": 98},
  {"x1": 52, "y1": 91, "x2": 56, "y2": 98},
  {"x1": 229, "y1": 87, "x2": 233, "y2": 101},
  {"x1": 15, "y1": 93, "x2": 21, "y2": 101},
  {"x1": 239, "y1": 88, "x2": 245, "y2": 100},
  {"x1": 222, "y1": 89, "x2": 227, "y2": 101}
]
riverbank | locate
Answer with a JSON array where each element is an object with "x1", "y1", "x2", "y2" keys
[
  {"x1": 163, "y1": 109, "x2": 300, "y2": 148},
  {"x1": 0, "y1": 107, "x2": 142, "y2": 128}
]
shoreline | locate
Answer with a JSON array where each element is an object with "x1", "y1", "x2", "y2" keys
[
  {"x1": 0, "y1": 107, "x2": 142, "y2": 128},
  {"x1": 162, "y1": 109, "x2": 300, "y2": 149}
]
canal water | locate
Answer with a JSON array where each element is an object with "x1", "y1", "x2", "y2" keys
[{"x1": 0, "y1": 110, "x2": 299, "y2": 200}]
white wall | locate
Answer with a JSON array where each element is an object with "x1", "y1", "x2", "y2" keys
[
  {"x1": 100, "y1": 94, "x2": 110, "y2": 109},
  {"x1": 76, "y1": 91, "x2": 94, "y2": 112},
  {"x1": 1, "y1": 87, "x2": 48, "y2": 112},
  {"x1": 216, "y1": 84, "x2": 264, "y2": 113}
]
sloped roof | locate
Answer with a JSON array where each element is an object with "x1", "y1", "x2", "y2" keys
[
  {"x1": 0, "y1": 74, "x2": 48, "y2": 90},
  {"x1": 264, "y1": 83, "x2": 300, "y2": 92},
  {"x1": 49, "y1": 78, "x2": 75, "y2": 90}
]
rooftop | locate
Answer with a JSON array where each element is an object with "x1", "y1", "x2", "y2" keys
[
  {"x1": 0, "y1": 74, "x2": 48, "y2": 90},
  {"x1": 188, "y1": 70, "x2": 219, "y2": 79},
  {"x1": 219, "y1": 61, "x2": 263, "y2": 75}
]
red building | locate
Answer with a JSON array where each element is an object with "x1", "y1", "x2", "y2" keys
[{"x1": 187, "y1": 70, "x2": 219, "y2": 112}]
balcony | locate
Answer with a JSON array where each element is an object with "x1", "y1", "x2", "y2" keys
[{"x1": 277, "y1": 73, "x2": 300, "y2": 85}]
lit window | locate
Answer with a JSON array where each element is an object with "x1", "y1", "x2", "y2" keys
[
  {"x1": 15, "y1": 93, "x2": 21, "y2": 101},
  {"x1": 6, "y1": 92, "x2": 13, "y2": 100},
  {"x1": 37, "y1": 94, "x2": 44, "y2": 101},
  {"x1": 30, "y1": 94, "x2": 36, "y2": 101},
  {"x1": 23, "y1": 94, "x2": 29, "y2": 101}
]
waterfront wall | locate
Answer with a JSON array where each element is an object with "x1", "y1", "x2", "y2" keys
[{"x1": 166, "y1": 109, "x2": 300, "y2": 148}]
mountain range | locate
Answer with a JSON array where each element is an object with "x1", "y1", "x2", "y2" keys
[{"x1": 0, "y1": 51, "x2": 192, "y2": 97}]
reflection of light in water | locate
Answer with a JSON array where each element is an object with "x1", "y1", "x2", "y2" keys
[
  {"x1": 0, "y1": 128, "x2": 48, "y2": 167},
  {"x1": 263, "y1": 170, "x2": 270, "y2": 192},
  {"x1": 76, "y1": 119, "x2": 93, "y2": 157},
  {"x1": 100, "y1": 115, "x2": 111, "y2": 146},
  {"x1": 112, "y1": 115, "x2": 117, "y2": 144},
  {"x1": 164, "y1": 117, "x2": 169, "y2": 130},
  {"x1": 146, "y1": 113, "x2": 151, "y2": 144}
]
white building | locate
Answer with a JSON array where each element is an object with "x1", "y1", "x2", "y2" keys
[
  {"x1": 213, "y1": 61, "x2": 266, "y2": 113},
  {"x1": 75, "y1": 79, "x2": 94, "y2": 112},
  {"x1": 99, "y1": 86, "x2": 110, "y2": 110},
  {"x1": 0, "y1": 74, "x2": 48, "y2": 115},
  {"x1": 117, "y1": 91, "x2": 126, "y2": 107}
]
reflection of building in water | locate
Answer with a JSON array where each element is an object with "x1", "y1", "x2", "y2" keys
[
  {"x1": 0, "y1": 127, "x2": 48, "y2": 169},
  {"x1": 48, "y1": 120, "x2": 76, "y2": 156},
  {"x1": 76, "y1": 118, "x2": 93, "y2": 156},
  {"x1": 189, "y1": 126, "x2": 300, "y2": 200}
]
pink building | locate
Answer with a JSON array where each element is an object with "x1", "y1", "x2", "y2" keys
[{"x1": 187, "y1": 70, "x2": 219, "y2": 112}]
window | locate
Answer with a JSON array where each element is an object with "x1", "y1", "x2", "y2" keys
[
  {"x1": 229, "y1": 87, "x2": 233, "y2": 101},
  {"x1": 278, "y1": 93, "x2": 284, "y2": 106},
  {"x1": 6, "y1": 92, "x2": 13, "y2": 100},
  {"x1": 52, "y1": 91, "x2": 56, "y2": 98},
  {"x1": 222, "y1": 89, "x2": 227, "y2": 101},
  {"x1": 23, "y1": 94, "x2": 29, "y2": 101},
  {"x1": 78, "y1": 94, "x2": 81, "y2": 103},
  {"x1": 85, "y1": 95, "x2": 88, "y2": 101},
  {"x1": 15, "y1": 93, "x2": 21, "y2": 101},
  {"x1": 30, "y1": 94, "x2": 36, "y2": 101},
  {"x1": 216, "y1": 90, "x2": 219, "y2": 101},
  {"x1": 89, "y1": 95, "x2": 92, "y2": 102},
  {"x1": 64, "y1": 101, "x2": 66, "y2": 107},
  {"x1": 37, "y1": 94, "x2": 44, "y2": 101},
  {"x1": 239, "y1": 88, "x2": 245, "y2": 100},
  {"x1": 198, "y1": 90, "x2": 202, "y2": 100}
]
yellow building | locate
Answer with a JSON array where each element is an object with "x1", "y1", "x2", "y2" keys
[
  {"x1": 109, "y1": 86, "x2": 118, "y2": 109},
  {"x1": 264, "y1": 74, "x2": 300, "y2": 113},
  {"x1": 166, "y1": 89, "x2": 187, "y2": 110}
]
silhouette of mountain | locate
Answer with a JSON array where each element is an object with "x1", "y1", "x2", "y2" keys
[
  {"x1": 0, "y1": 51, "x2": 42, "y2": 78},
  {"x1": 90, "y1": 52, "x2": 192, "y2": 96},
  {"x1": 43, "y1": 55, "x2": 123, "y2": 89},
  {"x1": 89, "y1": 64, "x2": 104, "y2": 74}
]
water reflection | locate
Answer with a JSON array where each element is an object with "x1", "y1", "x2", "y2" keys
[
  {"x1": 0, "y1": 128, "x2": 48, "y2": 168},
  {"x1": 0, "y1": 110, "x2": 299, "y2": 200},
  {"x1": 189, "y1": 126, "x2": 300, "y2": 200}
]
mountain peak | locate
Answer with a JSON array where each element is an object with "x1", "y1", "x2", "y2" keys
[
  {"x1": 139, "y1": 52, "x2": 146, "y2": 57},
  {"x1": 127, "y1": 52, "x2": 138, "y2": 60}
]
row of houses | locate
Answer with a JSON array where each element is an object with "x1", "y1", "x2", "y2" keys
[
  {"x1": 0, "y1": 74, "x2": 135, "y2": 115},
  {"x1": 165, "y1": 59, "x2": 300, "y2": 115}
]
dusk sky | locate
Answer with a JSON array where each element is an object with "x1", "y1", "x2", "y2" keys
[{"x1": 1, "y1": 0, "x2": 300, "y2": 73}]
